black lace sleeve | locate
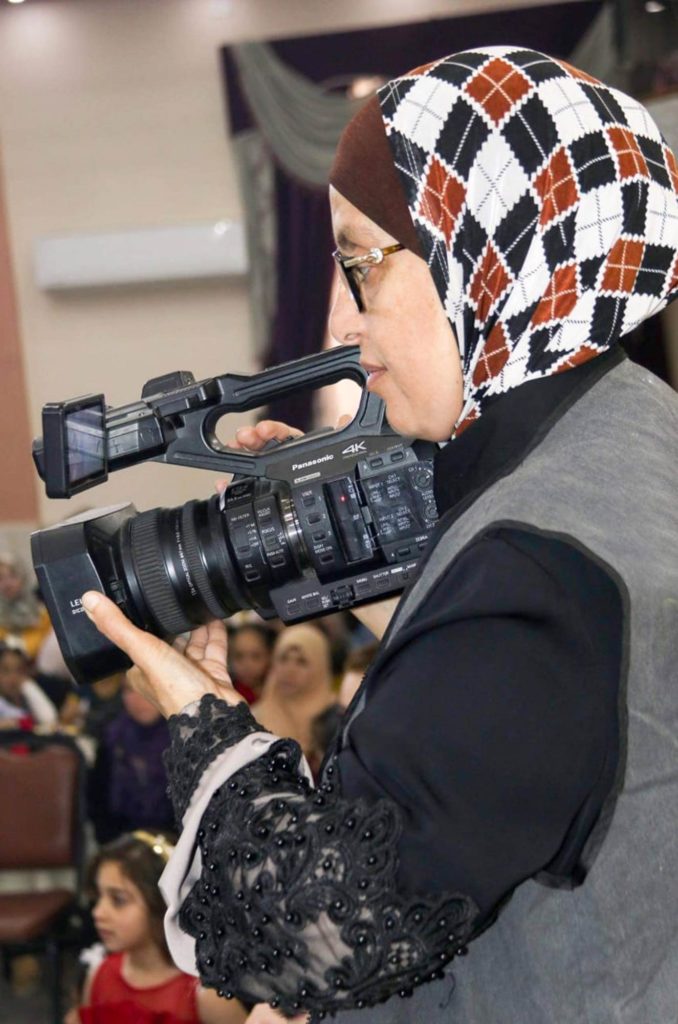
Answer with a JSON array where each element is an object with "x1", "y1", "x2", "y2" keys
[
  {"x1": 167, "y1": 714, "x2": 477, "y2": 1018},
  {"x1": 165, "y1": 695, "x2": 265, "y2": 823}
]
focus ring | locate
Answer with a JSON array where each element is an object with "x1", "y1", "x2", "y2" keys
[
  {"x1": 181, "y1": 502, "x2": 225, "y2": 619},
  {"x1": 129, "y1": 510, "x2": 193, "y2": 636}
]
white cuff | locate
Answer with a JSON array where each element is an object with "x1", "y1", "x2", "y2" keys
[{"x1": 160, "y1": 732, "x2": 314, "y2": 975}]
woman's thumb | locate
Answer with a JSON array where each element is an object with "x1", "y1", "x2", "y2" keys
[{"x1": 81, "y1": 591, "x2": 167, "y2": 671}]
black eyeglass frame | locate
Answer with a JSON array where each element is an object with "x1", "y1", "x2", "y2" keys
[{"x1": 332, "y1": 243, "x2": 404, "y2": 312}]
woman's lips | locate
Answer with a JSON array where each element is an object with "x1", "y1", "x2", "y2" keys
[{"x1": 361, "y1": 363, "x2": 387, "y2": 389}]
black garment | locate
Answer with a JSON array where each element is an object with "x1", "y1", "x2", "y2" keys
[
  {"x1": 164, "y1": 352, "x2": 624, "y2": 1016},
  {"x1": 337, "y1": 526, "x2": 623, "y2": 923}
]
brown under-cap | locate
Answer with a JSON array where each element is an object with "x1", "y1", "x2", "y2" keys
[{"x1": 329, "y1": 95, "x2": 422, "y2": 256}]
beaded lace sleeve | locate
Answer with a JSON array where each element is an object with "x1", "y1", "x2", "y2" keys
[
  {"x1": 165, "y1": 695, "x2": 263, "y2": 823},
  {"x1": 165, "y1": 697, "x2": 477, "y2": 1019}
]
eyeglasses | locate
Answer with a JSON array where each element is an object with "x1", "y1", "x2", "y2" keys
[{"x1": 332, "y1": 243, "x2": 404, "y2": 312}]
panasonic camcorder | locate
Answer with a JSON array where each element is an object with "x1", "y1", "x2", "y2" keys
[{"x1": 31, "y1": 346, "x2": 439, "y2": 684}]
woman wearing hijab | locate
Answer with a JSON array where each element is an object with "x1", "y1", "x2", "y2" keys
[
  {"x1": 0, "y1": 552, "x2": 51, "y2": 660},
  {"x1": 81, "y1": 48, "x2": 678, "y2": 1023},
  {"x1": 251, "y1": 624, "x2": 336, "y2": 765}
]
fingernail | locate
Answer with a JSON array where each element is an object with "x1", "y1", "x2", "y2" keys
[{"x1": 82, "y1": 591, "x2": 101, "y2": 613}]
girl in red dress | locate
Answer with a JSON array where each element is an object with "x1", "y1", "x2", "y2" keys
[{"x1": 71, "y1": 832, "x2": 248, "y2": 1024}]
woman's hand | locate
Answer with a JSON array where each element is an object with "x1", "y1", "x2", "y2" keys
[
  {"x1": 223, "y1": 418, "x2": 398, "y2": 640},
  {"x1": 80, "y1": 592, "x2": 244, "y2": 718}
]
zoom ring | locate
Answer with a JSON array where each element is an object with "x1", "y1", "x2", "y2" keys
[
  {"x1": 181, "y1": 502, "x2": 225, "y2": 620},
  {"x1": 129, "y1": 510, "x2": 194, "y2": 636}
]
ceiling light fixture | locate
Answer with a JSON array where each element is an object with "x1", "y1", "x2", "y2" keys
[{"x1": 645, "y1": 0, "x2": 666, "y2": 11}]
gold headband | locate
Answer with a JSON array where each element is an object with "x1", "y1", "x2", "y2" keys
[{"x1": 132, "y1": 831, "x2": 174, "y2": 863}]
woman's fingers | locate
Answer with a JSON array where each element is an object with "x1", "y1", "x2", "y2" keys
[
  {"x1": 215, "y1": 417, "x2": 352, "y2": 496},
  {"x1": 216, "y1": 421, "x2": 304, "y2": 495},
  {"x1": 203, "y1": 618, "x2": 229, "y2": 665},
  {"x1": 81, "y1": 591, "x2": 171, "y2": 676},
  {"x1": 231, "y1": 420, "x2": 303, "y2": 452},
  {"x1": 82, "y1": 592, "x2": 240, "y2": 715},
  {"x1": 172, "y1": 635, "x2": 189, "y2": 656}
]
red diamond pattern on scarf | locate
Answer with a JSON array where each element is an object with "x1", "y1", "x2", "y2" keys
[
  {"x1": 417, "y1": 156, "x2": 466, "y2": 243},
  {"x1": 602, "y1": 237, "x2": 646, "y2": 293},
  {"x1": 668, "y1": 253, "x2": 678, "y2": 293},
  {"x1": 472, "y1": 322, "x2": 511, "y2": 386},
  {"x1": 607, "y1": 127, "x2": 650, "y2": 180},
  {"x1": 465, "y1": 57, "x2": 532, "y2": 125},
  {"x1": 534, "y1": 147, "x2": 580, "y2": 227},
  {"x1": 554, "y1": 58, "x2": 600, "y2": 86},
  {"x1": 665, "y1": 145, "x2": 678, "y2": 194},
  {"x1": 556, "y1": 344, "x2": 604, "y2": 372},
  {"x1": 531, "y1": 263, "x2": 579, "y2": 325},
  {"x1": 469, "y1": 242, "x2": 512, "y2": 323},
  {"x1": 378, "y1": 46, "x2": 678, "y2": 431},
  {"x1": 455, "y1": 404, "x2": 480, "y2": 435}
]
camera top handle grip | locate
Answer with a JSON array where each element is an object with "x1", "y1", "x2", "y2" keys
[
  {"x1": 33, "y1": 346, "x2": 388, "y2": 496},
  {"x1": 161, "y1": 345, "x2": 382, "y2": 478}
]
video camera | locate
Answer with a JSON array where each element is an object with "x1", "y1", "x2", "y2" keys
[{"x1": 31, "y1": 346, "x2": 439, "y2": 684}]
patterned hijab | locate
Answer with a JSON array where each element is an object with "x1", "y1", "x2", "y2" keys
[{"x1": 336, "y1": 47, "x2": 678, "y2": 434}]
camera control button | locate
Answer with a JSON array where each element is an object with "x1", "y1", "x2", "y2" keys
[
  {"x1": 307, "y1": 513, "x2": 322, "y2": 525},
  {"x1": 244, "y1": 569, "x2": 262, "y2": 583},
  {"x1": 397, "y1": 546, "x2": 412, "y2": 558},
  {"x1": 368, "y1": 456, "x2": 384, "y2": 468},
  {"x1": 270, "y1": 554, "x2": 286, "y2": 568},
  {"x1": 302, "y1": 495, "x2": 316, "y2": 508},
  {"x1": 319, "y1": 553, "x2": 334, "y2": 565},
  {"x1": 413, "y1": 469, "x2": 433, "y2": 488},
  {"x1": 312, "y1": 531, "x2": 326, "y2": 542},
  {"x1": 390, "y1": 451, "x2": 405, "y2": 463},
  {"x1": 330, "y1": 584, "x2": 355, "y2": 608}
]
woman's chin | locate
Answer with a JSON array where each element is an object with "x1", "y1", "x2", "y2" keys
[{"x1": 386, "y1": 406, "x2": 450, "y2": 442}]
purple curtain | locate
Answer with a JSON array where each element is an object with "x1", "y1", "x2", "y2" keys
[{"x1": 222, "y1": 2, "x2": 603, "y2": 429}]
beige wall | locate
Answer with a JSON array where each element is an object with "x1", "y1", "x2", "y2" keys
[{"x1": 0, "y1": 143, "x2": 38, "y2": 529}]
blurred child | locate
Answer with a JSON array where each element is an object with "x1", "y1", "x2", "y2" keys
[
  {"x1": 0, "y1": 641, "x2": 57, "y2": 728},
  {"x1": 228, "y1": 623, "x2": 275, "y2": 703},
  {"x1": 88, "y1": 678, "x2": 173, "y2": 843},
  {"x1": 82, "y1": 672, "x2": 125, "y2": 741},
  {"x1": 68, "y1": 831, "x2": 247, "y2": 1023}
]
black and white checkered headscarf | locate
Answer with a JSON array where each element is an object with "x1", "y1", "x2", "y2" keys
[{"x1": 378, "y1": 47, "x2": 678, "y2": 433}]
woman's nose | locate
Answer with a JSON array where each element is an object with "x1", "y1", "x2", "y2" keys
[{"x1": 328, "y1": 277, "x2": 364, "y2": 346}]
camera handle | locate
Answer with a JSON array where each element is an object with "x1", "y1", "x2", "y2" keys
[
  {"x1": 157, "y1": 345, "x2": 388, "y2": 479},
  {"x1": 33, "y1": 345, "x2": 393, "y2": 497}
]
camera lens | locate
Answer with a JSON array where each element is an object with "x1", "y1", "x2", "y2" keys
[
  {"x1": 120, "y1": 500, "x2": 238, "y2": 636},
  {"x1": 118, "y1": 485, "x2": 306, "y2": 639}
]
